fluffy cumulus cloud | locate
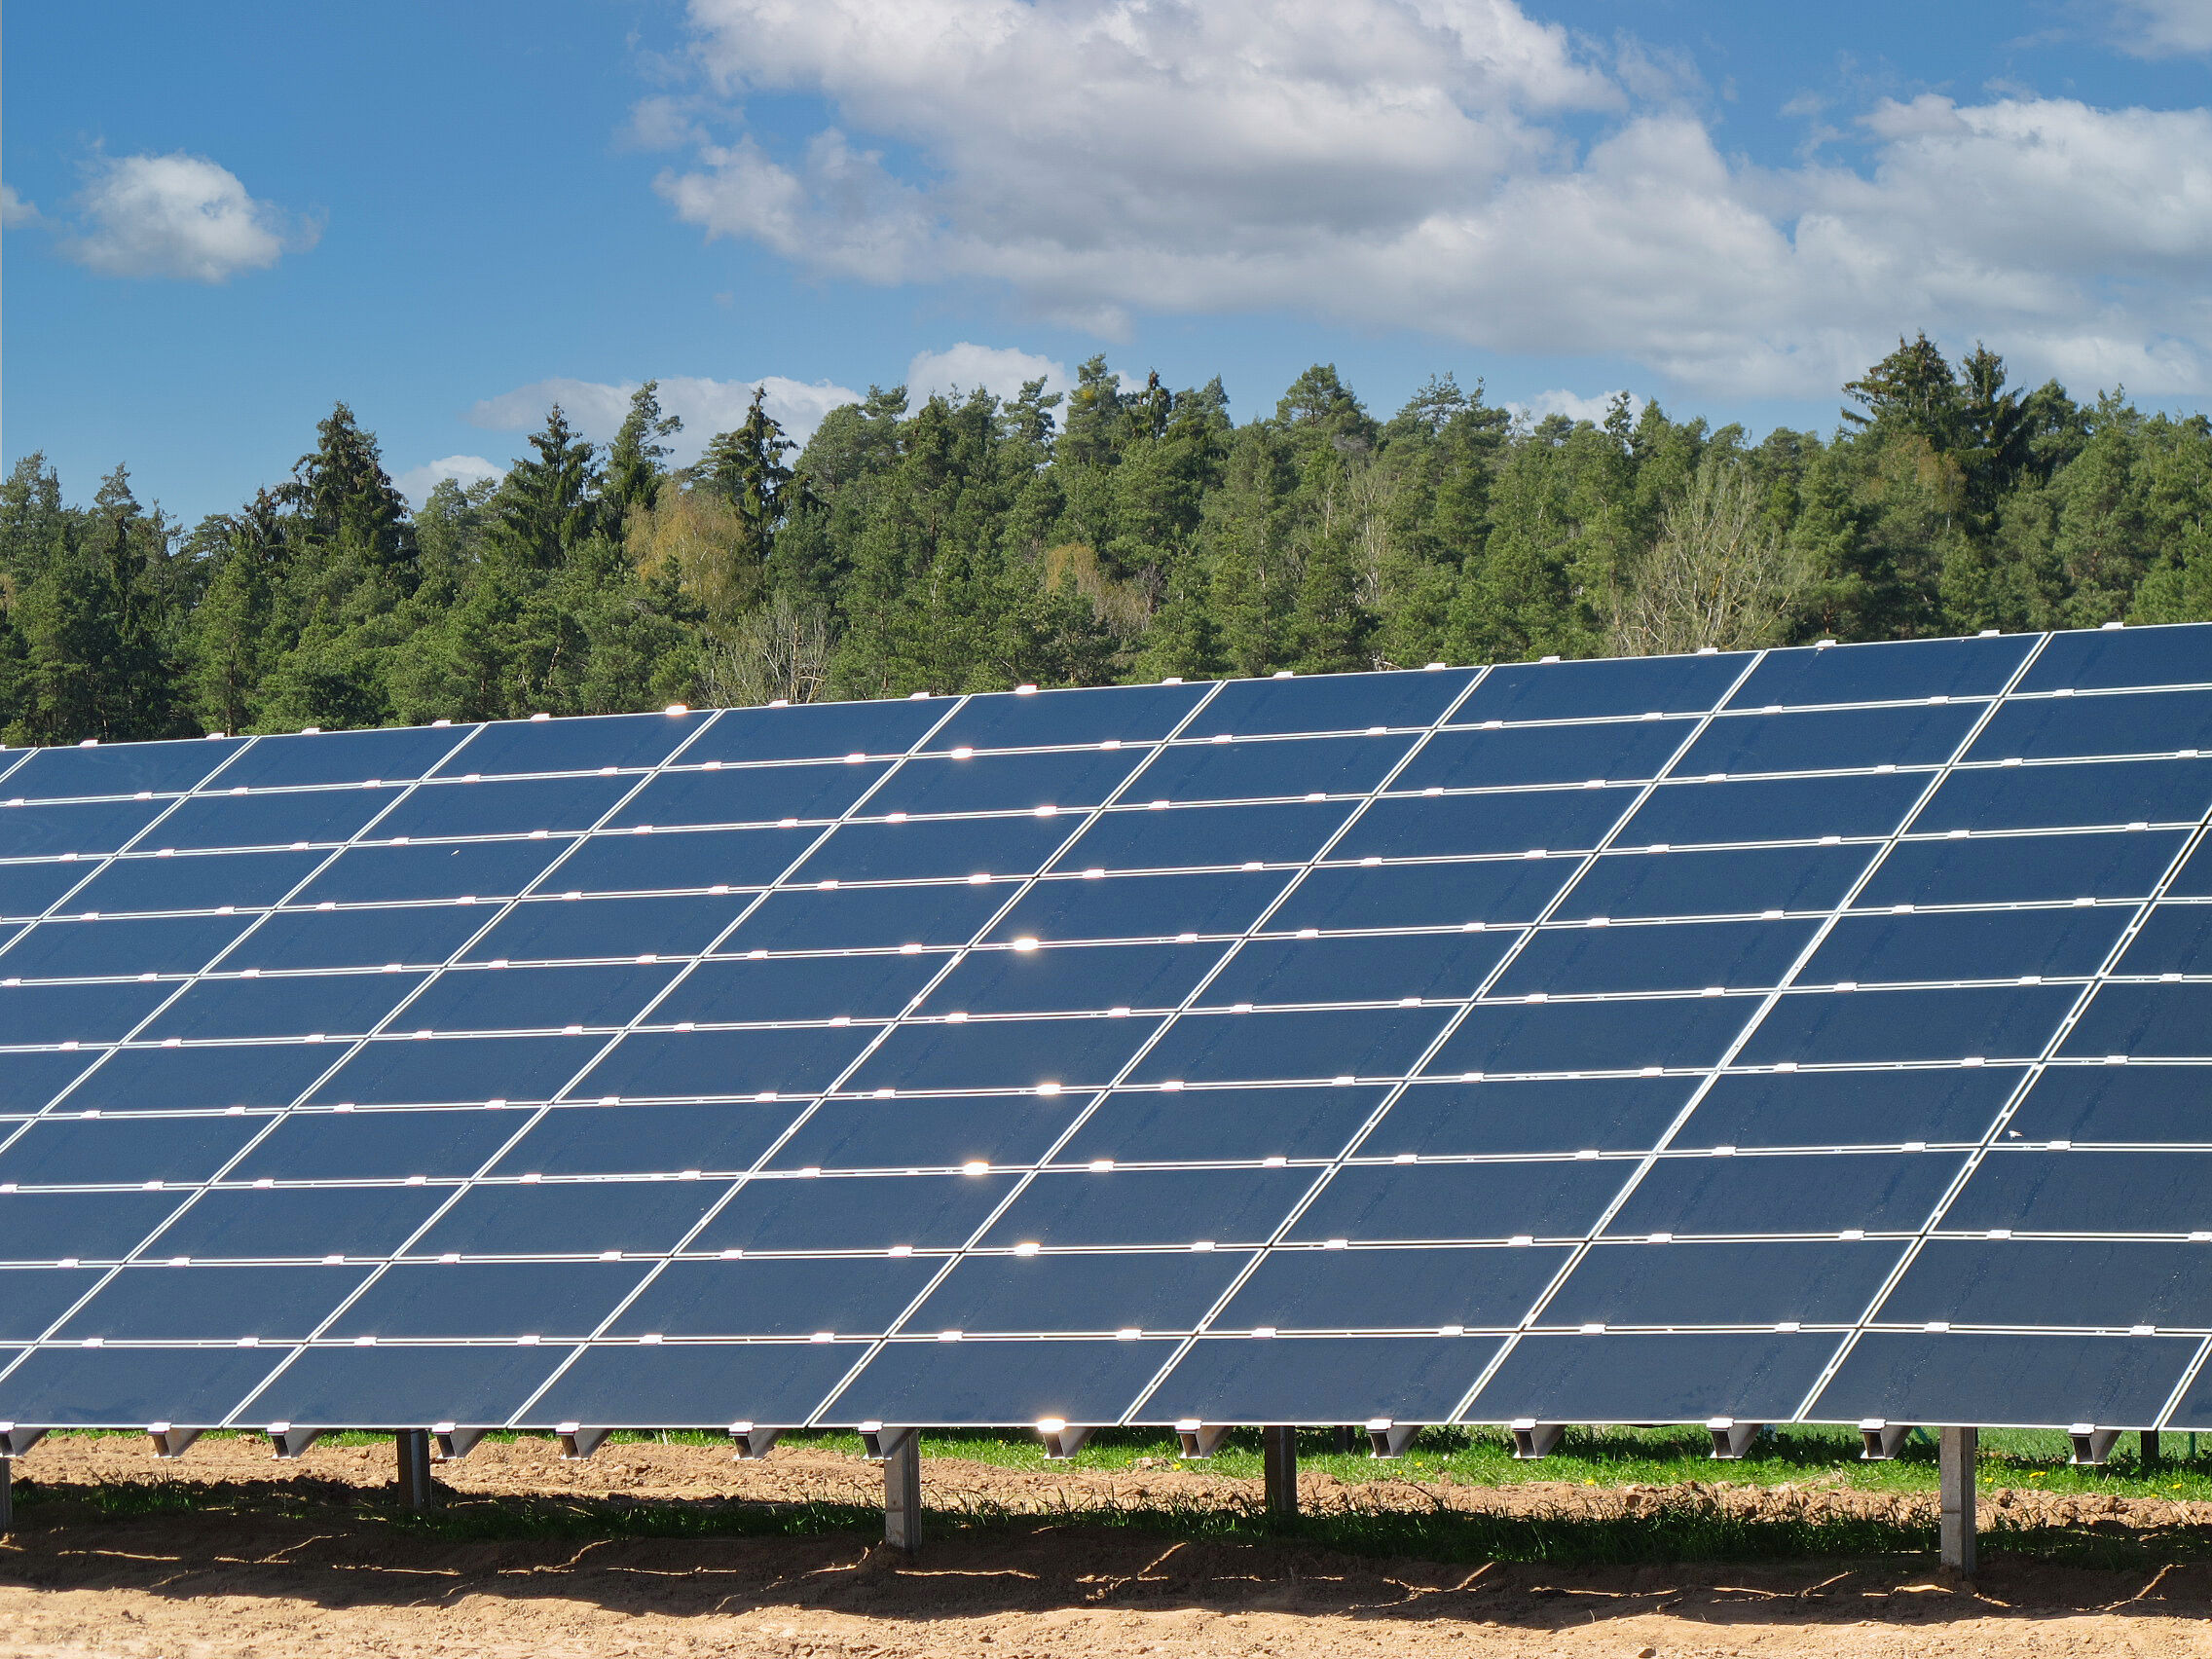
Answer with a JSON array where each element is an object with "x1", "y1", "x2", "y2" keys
[
  {"x1": 647, "y1": 0, "x2": 2212, "y2": 396},
  {"x1": 59, "y1": 152, "x2": 315, "y2": 282},
  {"x1": 467, "y1": 374, "x2": 862, "y2": 465},
  {"x1": 2110, "y1": 0, "x2": 2212, "y2": 55},
  {"x1": 903, "y1": 342, "x2": 1069, "y2": 404},
  {"x1": 1, "y1": 184, "x2": 40, "y2": 228},
  {"x1": 1506, "y1": 388, "x2": 1646, "y2": 426},
  {"x1": 393, "y1": 455, "x2": 503, "y2": 508}
]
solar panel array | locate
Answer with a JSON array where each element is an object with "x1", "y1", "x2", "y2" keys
[{"x1": 2, "y1": 624, "x2": 2212, "y2": 1442}]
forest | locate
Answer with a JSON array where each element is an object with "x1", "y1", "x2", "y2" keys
[{"x1": 3, "y1": 332, "x2": 2209, "y2": 747}]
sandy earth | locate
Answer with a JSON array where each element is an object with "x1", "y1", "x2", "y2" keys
[{"x1": 2, "y1": 1436, "x2": 2209, "y2": 1658}]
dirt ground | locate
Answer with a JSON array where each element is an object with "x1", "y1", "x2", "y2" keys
[{"x1": 4, "y1": 1435, "x2": 2211, "y2": 1658}]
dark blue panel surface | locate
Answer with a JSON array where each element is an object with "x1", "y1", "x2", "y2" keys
[
  {"x1": 1, "y1": 913, "x2": 250, "y2": 978},
  {"x1": 662, "y1": 951, "x2": 941, "y2": 1024},
  {"x1": 1881, "y1": 1238, "x2": 2212, "y2": 1330},
  {"x1": 2017, "y1": 624, "x2": 2212, "y2": 693},
  {"x1": 0, "y1": 1191, "x2": 179, "y2": 1262},
  {"x1": 920, "y1": 942, "x2": 1216, "y2": 1016},
  {"x1": 234, "y1": 1109, "x2": 525, "y2": 1181},
  {"x1": 159, "y1": 788, "x2": 402, "y2": 851},
  {"x1": 2006, "y1": 1065, "x2": 2212, "y2": 1144},
  {"x1": 1863, "y1": 830, "x2": 2182, "y2": 907},
  {"x1": 1288, "y1": 1161, "x2": 1621, "y2": 1242},
  {"x1": 1454, "y1": 654, "x2": 1749, "y2": 723},
  {"x1": 430, "y1": 711, "x2": 704, "y2": 777},
  {"x1": 0, "y1": 979, "x2": 171, "y2": 1045},
  {"x1": 558, "y1": 826, "x2": 813, "y2": 894},
  {"x1": 868, "y1": 748, "x2": 1143, "y2": 816},
  {"x1": 1606, "y1": 1151, "x2": 1962, "y2": 1236},
  {"x1": 1919, "y1": 758, "x2": 2212, "y2": 832},
  {"x1": 916, "y1": 1251, "x2": 1244, "y2": 1334},
  {"x1": 74, "y1": 1044, "x2": 337, "y2": 1114},
  {"x1": 1190, "y1": 670, "x2": 1477, "y2": 739},
  {"x1": 1680, "y1": 1067, "x2": 2025, "y2": 1150},
  {"x1": 1973, "y1": 689, "x2": 2212, "y2": 762},
  {"x1": 490, "y1": 1101, "x2": 791, "y2": 1176},
  {"x1": 143, "y1": 972, "x2": 426, "y2": 1042},
  {"x1": 1220, "y1": 1245, "x2": 1565, "y2": 1332},
  {"x1": 2062, "y1": 983, "x2": 2212, "y2": 1058},
  {"x1": 1429, "y1": 996, "x2": 1749, "y2": 1076},
  {"x1": 1806, "y1": 907, "x2": 2128, "y2": 985},
  {"x1": 463, "y1": 894, "x2": 750, "y2": 962},
  {"x1": 0, "y1": 1268, "x2": 110, "y2": 1339},
  {"x1": 724, "y1": 882, "x2": 1005, "y2": 952},
  {"x1": 1739, "y1": 985, "x2": 2077, "y2": 1065},
  {"x1": 574, "y1": 1026, "x2": 871, "y2": 1099},
  {"x1": 683, "y1": 699, "x2": 947, "y2": 764},
  {"x1": 0, "y1": 1115, "x2": 256, "y2": 1186},
  {"x1": 243, "y1": 1343, "x2": 563, "y2": 1428},
  {"x1": 1944, "y1": 1149, "x2": 2212, "y2": 1234},
  {"x1": 609, "y1": 1255, "x2": 938, "y2": 1337},
  {"x1": 1338, "y1": 788, "x2": 1637, "y2": 859},
  {"x1": 607, "y1": 761, "x2": 888, "y2": 829},
  {"x1": 409, "y1": 1180, "x2": 712, "y2": 1257},
  {"x1": 827, "y1": 1336, "x2": 1176, "y2": 1427},
  {"x1": 327, "y1": 1261, "x2": 647, "y2": 1338},
  {"x1": 979, "y1": 1166, "x2": 1307, "y2": 1248},
  {"x1": 1204, "y1": 933, "x2": 1514, "y2": 1006},
  {"x1": 71, "y1": 848, "x2": 325, "y2": 914},
  {"x1": 292, "y1": 839, "x2": 565, "y2": 905},
  {"x1": 1132, "y1": 1007, "x2": 1451, "y2": 1084},
  {"x1": 1496, "y1": 919, "x2": 1816, "y2": 997},
  {"x1": 527, "y1": 1340, "x2": 863, "y2": 1427},
  {"x1": 1681, "y1": 704, "x2": 1978, "y2": 776},
  {"x1": 1556, "y1": 845, "x2": 1869, "y2": 921},
  {"x1": 0, "y1": 860, "x2": 94, "y2": 919},
  {"x1": 149, "y1": 1187, "x2": 443, "y2": 1260},
  {"x1": 0, "y1": 1346, "x2": 285, "y2": 1427},
  {"x1": 989, "y1": 869, "x2": 1285, "y2": 942},
  {"x1": 1547, "y1": 1239, "x2": 1900, "y2": 1326},
  {"x1": 228, "y1": 904, "x2": 489, "y2": 972},
  {"x1": 1142, "y1": 734, "x2": 1414, "y2": 802},
  {"x1": 1272, "y1": 859, "x2": 1573, "y2": 932},
  {"x1": 852, "y1": 1015, "x2": 1160, "y2": 1093},
  {"x1": 1050, "y1": 800, "x2": 1354, "y2": 872},
  {"x1": 213, "y1": 725, "x2": 464, "y2": 790},
  {"x1": 1727, "y1": 636, "x2": 2031, "y2": 708},
  {"x1": 0, "y1": 1051, "x2": 96, "y2": 1112},
  {"x1": 1464, "y1": 1332, "x2": 1833, "y2": 1422},
  {"x1": 379, "y1": 775, "x2": 631, "y2": 839},
  {"x1": 7, "y1": 738, "x2": 242, "y2": 801},
  {"x1": 1060, "y1": 1085, "x2": 1386, "y2": 1164},
  {"x1": 1146, "y1": 1335, "x2": 1501, "y2": 1424},
  {"x1": 1813, "y1": 1332, "x2": 2194, "y2": 1429},
  {"x1": 933, "y1": 682, "x2": 1207, "y2": 750},
  {"x1": 308, "y1": 1035, "x2": 606, "y2": 1107},
  {"x1": 55, "y1": 1264, "x2": 366, "y2": 1340},
  {"x1": 2116, "y1": 904, "x2": 2212, "y2": 975},
  {"x1": 0, "y1": 798, "x2": 164, "y2": 859},
  {"x1": 694, "y1": 1171, "x2": 1017, "y2": 1253},
  {"x1": 1396, "y1": 720, "x2": 1694, "y2": 791},
  {"x1": 409, "y1": 962, "x2": 677, "y2": 1033},
  {"x1": 1365, "y1": 1077, "x2": 1701, "y2": 1158},
  {"x1": 1622, "y1": 772, "x2": 1926, "y2": 847},
  {"x1": 793, "y1": 815, "x2": 1068, "y2": 883}
]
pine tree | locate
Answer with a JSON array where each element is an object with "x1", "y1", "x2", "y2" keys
[{"x1": 605, "y1": 380, "x2": 682, "y2": 522}]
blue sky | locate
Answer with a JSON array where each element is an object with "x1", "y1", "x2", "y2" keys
[{"x1": 6, "y1": 0, "x2": 2209, "y2": 525}]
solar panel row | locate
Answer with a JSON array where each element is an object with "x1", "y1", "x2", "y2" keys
[{"x1": 0, "y1": 626, "x2": 2209, "y2": 1440}]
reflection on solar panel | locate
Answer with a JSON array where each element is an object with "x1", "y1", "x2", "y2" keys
[{"x1": 3, "y1": 624, "x2": 2212, "y2": 1461}]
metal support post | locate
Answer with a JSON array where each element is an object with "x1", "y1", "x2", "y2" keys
[
  {"x1": 395, "y1": 1429, "x2": 438, "y2": 1511},
  {"x1": 1261, "y1": 1425, "x2": 1298, "y2": 1528},
  {"x1": 2142, "y1": 1429, "x2": 2160, "y2": 1465},
  {"x1": 882, "y1": 1431, "x2": 922, "y2": 1555},
  {"x1": 1, "y1": 1457, "x2": 12, "y2": 1533},
  {"x1": 1939, "y1": 1426, "x2": 1976, "y2": 1575},
  {"x1": 1332, "y1": 1424, "x2": 1357, "y2": 1455}
]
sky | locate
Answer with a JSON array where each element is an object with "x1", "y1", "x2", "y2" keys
[{"x1": 5, "y1": 0, "x2": 2210, "y2": 525}]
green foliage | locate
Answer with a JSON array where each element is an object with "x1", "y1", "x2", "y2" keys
[{"x1": 4, "y1": 348, "x2": 2211, "y2": 748}]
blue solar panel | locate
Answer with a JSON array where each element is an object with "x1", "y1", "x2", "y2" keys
[{"x1": 2, "y1": 626, "x2": 2210, "y2": 1450}]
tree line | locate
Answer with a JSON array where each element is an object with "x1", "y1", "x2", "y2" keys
[{"x1": 4, "y1": 333, "x2": 2209, "y2": 747}]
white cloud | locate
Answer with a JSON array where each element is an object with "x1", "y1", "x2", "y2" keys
[
  {"x1": 467, "y1": 374, "x2": 863, "y2": 464},
  {"x1": 59, "y1": 152, "x2": 315, "y2": 282},
  {"x1": 2110, "y1": 0, "x2": 2212, "y2": 55},
  {"x1": 1, "y1": 184, "x2": 40, "y2": 228},
  {"x1": 904, "y1": 343, "x2": 1070, "y2": 405},
  {"x1": 648, "y1": 0, "x2": 2212, "y2": 397},
  {"x1": 394, "y1": 455, "x2": 502, "y2": 508},
  {"x1": 1506, "y1": 388, "x2": 1646, "y2": 426}
]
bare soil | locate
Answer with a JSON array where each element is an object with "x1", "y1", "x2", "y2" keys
[{"x1": 4, "y1": 1435, "x2": 2211, "y2": 1657}]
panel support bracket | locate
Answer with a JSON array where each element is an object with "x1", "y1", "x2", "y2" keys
[
  {"x1": 267, "y1": 1422, "x2": 322, "y2": 1460},
  {"x1": 0, "y1": 1425, "x2": 46, "y2": 1459},
  {"x1": 1859, "y1": 1419, "x2": 1912, "y2": 1461},
  {"x1": 396, "y1": 1428, "x2": 439, "y2": 1511},
  {"x1": 1175, "y1": 1420, "x2": 1232, "y2": 1459},
  {"x1": 147, "y1": 1424, "x2": 201, "y2": 1460},
  {"x1": 556, "y1": 1423, "x2": 611, "y2": 1461},
  {"x1": 2068, "y1": 1424, "x2": 2121, "y2": 1466},
  {"x1": 728, "y1": 1423, "x2": 781, "y2": 1460},
  {"x1": 1939, "y1": 1426, "x2": 1977, "y2": 1575},
  {"x1": 430, "y1": 1422, "x2": 484, "y2": 1462},
  {"x1": 1707, "y1": 1418, "x2": 1764, "y2": 1459},
  {"x1": 1037, "y1": 1419, "x2": 1092, "y2": 1460},
  {"x1": 1510, "y1": 1419, "x2": 1565, "y2": 1459},
  {"x1": 1261, "y1": 1425, "x2": 1298, "y2": 1528},
  {"x1": 1366, "y1": 1419, "x2": 1422, "y2": 1458}
]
